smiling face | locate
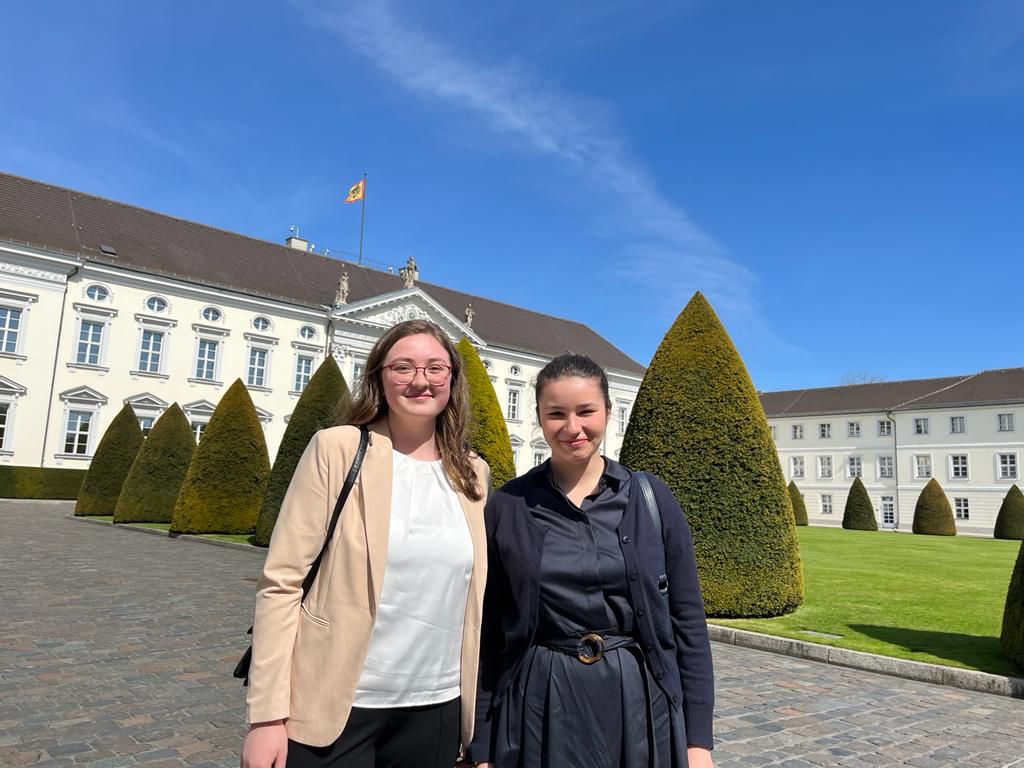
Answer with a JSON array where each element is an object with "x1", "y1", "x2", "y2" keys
[
  {"x1": 380, "y1": 333, "x2": 452, "y2": 423},
  {"x1": 538, "y1": 375, "x2": 610, "y2": 467}
]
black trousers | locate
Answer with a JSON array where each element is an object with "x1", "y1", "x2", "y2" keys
[{"x1": 286, "y1": 697, "x2": 461, "y2": 768}]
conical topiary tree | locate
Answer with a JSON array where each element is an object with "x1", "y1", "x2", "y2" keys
[
  {"x1": 1001, "y1": 541, "x2": 1024, "y2": 668},
  {"x1": 619, "y1": 292, "x2": 803, "y2": 617},
  {"x1": 788, "y1": 480, "x2": 808, "y2": 526},
  {"x1": 74, "y1": 403, "x2": 145, "y2": 516},
  {"x1": 254, "y1": 356, "x2": 351, "y2": 546},
  {"x1": 842, "y1": 477, "x2": 878, "y2": 531},
  {"x1": 113, "y1": 404, "x2": 195, "y2": 524},
  {"x1": 995, "y1": 485, "x2": 1024, "y2": 541},
  {"x1": 912, "y1": 478, "x2": 956, "y2": 536},
  {"x1": 456, "y1": 338, "x2": 516, "y2": 490},
  {"x1": 170, "y1": 379, "x2": 270, "y2": 534}
]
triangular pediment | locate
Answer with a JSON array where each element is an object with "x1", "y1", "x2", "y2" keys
[
  {"x1": 332, "y1": 288, "x2": 484, "y2": 344},
  {"x1": 182, "y1": 399, "x2": 217, "y2": 417},
  {"x1": 0, "y1": 375, "x2": 27, "y2": 397},
  {"x1": 253, "y1": 405, "x2": 274, "y2": 423},
  {"x1": 59, "y1": 386, "x2": 108, "y2": 405},
  {"x1": 124, "y1": 392, "x2": 169, "y2": 411}
]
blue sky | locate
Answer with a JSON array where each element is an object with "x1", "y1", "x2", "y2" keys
[{"x1": 3, "y1": 1, "x2": 1023, "y2": 391}]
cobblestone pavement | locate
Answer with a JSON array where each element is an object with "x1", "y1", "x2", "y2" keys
[{"x1": 3, "y1": 501, "x2": 1024, "y2": 767}]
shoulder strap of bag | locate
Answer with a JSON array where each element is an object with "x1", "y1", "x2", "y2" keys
[
  {"x1": 635, "y1": 471, "x2": 669, "y2": 596},
  {"x1": 299, "y1": 424, "x2": 370, "y2": 601}
]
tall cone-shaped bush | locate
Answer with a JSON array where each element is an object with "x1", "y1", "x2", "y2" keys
[
  {"x1": 1002, "y1": 541, "x2": 1024, "y2": 668},
  {"x1": 842, "y1": 477, "x2": 878, "y2": 531},
  {"x1": 457, "y1": 338, "x2": 516, "y2": 490},
  {"x1": 254, "y1": 356, "x2": 351, "y2": 546},
  {"x1": 912, "y1": 478, "x2": 956, "y2": 536},
  {"x1": 170, "y1": 380, "x2": 270, "y2": 534},
  {"x1": 788, "y1": 480, "x2": 808, "y2": 526},
  {"x1": 619, "y1": 292, "x2": 803, "y2": 617},
  {"x1": 113, "y1": 404, "x2": 195, "y2": 524},
  {"x1": 994, "y1": 485, "x2": 1024, "y2": 540},
  {"x1": 75, "y1": 403, "x2": 144, "y2": 516}
]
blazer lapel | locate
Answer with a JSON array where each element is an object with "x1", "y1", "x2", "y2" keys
[{"x1": 362, "y1": 420, "x2": 393, "y2": 608}]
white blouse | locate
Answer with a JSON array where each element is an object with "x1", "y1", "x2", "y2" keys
[{"x1": 353, "y1": 450, "x2": 474, "y2": 707}]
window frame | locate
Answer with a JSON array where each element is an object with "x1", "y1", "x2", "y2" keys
[
  {"x1": 998, "y1": 413, "x2": 1016, "y2": 433},
  {"x1": 821, "y1": 494, "x2": 833, "y2": 515},
  {"x1": 818, "y1": 455, "x2": 833, "y2": 479},
  {"x1": 847, "y1": 421, "x2": 861, "y2": 438},
  {"x1": 818, "y1": 423, "x2": 832, "y2": 439},
  {"x1": 950, "y1": 415, "x2": 966, "y2": 435},
  {"x1": 507, "y1": 388, "x2": 521, "y2": 422},
  {"x1": 847, "y1": 455, "x2": 863, "y2": 479},
  {"x1": 792, "y1": 424, "x2": 804, "y2": 440},
  {"x1": 145, "y1": 295, "x2": 169, "y2": 313},
  {"x1": 877, "y1": 454, "x2": 894, "y2": 480},
  {"x1": 997, "y1": 452, "x2": 1019, "y2": 481},
  {"x1": 954, "y1": 497, "x2": 970, "y2": 520},
  {"x1": 877, "y1": 419, "x2": 893, "y2": 437},
  {"x1": 913, "y1": 417, "x2": 929, "y2": 436},
  {"x1": 913, "y1": 453, "x2": 933, "y2": 480},
  {"x1": 790, "y1": 455, "x2": 805, "y2": 479},
  {"x1": 293, "y1": 354, "x2": 315, "y2": 393},
  {"x1": 949, "y1": 454, "x2": 969, "y2": 481}
]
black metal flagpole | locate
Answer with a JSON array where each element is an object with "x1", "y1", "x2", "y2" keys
[{"x1": 358, "y1": 173, "x2": 367, "y2": 265}]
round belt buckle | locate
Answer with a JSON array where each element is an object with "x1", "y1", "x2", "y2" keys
[{"x1": 577, "y1": 633, "x2": 606, "y2": 664}]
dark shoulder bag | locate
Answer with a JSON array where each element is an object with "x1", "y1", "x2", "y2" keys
[
  {"x1": 635, "y1": 471, "x2": 669, "y2": 597},
  {"x1": 233, "y1": 425, "x2": 370, "y2": 685}
]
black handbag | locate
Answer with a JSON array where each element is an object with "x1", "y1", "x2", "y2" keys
[{"x1": 233, "y1": 425, "x2": 370, "y2": 686}]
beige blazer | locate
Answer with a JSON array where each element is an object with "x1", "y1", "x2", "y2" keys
[{"x1": 246, "y1": 420, "x2": 490, "y2": 748}]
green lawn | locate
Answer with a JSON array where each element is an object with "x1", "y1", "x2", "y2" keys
[
  {"x1": 117, "y1": 521, "x2": 256, "y2": 545},
  {"x1": 711, "y1": 527, "x2": 1023, "y2": 677}
]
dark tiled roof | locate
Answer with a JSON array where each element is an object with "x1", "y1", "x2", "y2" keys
[
  {"x1": 759, "y1": 368, "x2": 1024, "y2": 417},
  {"x1": 0, "y1": 171, "x2": 644, "y2": 375}
]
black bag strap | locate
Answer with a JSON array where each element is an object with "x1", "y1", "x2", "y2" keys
[{"x1": 635, "y1": 471, "x2": 669, "y2": 596}]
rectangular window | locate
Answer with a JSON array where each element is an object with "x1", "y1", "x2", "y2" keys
[
  {"x1": 0, "y1": 306, "x2": 22, "y2": 354},
  {"x1": 195, "y1": 339, "x2": 218, "y2": 380},
  {"x1": 878, "y1": 420, "x2": 892, "y2": 437},
  {"x1": 818, "y1": 456, "x2": 833, "y2": 479},
  {"x1": 999, "y1": 453, "x2": 1019, "y2": 480},
  {"x1": 954, "y1": 497, "x2": 969, "y2": 520},
  {"x1": 998, "y1": 413, "x2": 1016, "y2": 432},
  {"x1": 353, "y1": 362, "x2": 364, "y2": 389},
  {"x1": 138, "y1": 416, "x2": 154, "y2": 436},
  {"x1": 533, "y1": 451, "x2": 545, "y2": 467},
  {"x1": 950, "y1": 454, "x2": 969, "y2": 480},
  {"x1": 881, "y1": 496, "x2": 895, "y2": 526},
  {"x1": 791, "y1": 456, "x2": 805, "y2": 479},
  {"x1": 0, "y1": 402, "x2": 9, "y2": 447},
  {"x1": 512, "y1": 446, "x2": 520, "y2": 466},
  {"x1": 618, "y1": 406, "x2": 629, "y2": 435},
  {"x1": 507, "y1": 389, "x2": 520, "y2": 421},
  {"x1": 770, "y1": 425, "x2": 777, "y2": 440},
  {"x1": 77, "y1": 320, "x2": 103, "y2": 365},
  {"x1": 821, "y1": 494, "x2": 833, "y2": 515},
  {"x1": 950, "y1": 415, "x2": 965, "y2": 434},
  {"x1": 847, "y1": 421, "x2": 861, "y2": 438},
  {"x1": 878, "y1": 455, "x2": 894, "y2": 479},
  {"x1": 792, "y1": 424, "x2": 804, "y2": 440},
  {"x1": 294, "y1": 355, "x2": 314, "y2": 392},
  {"x1": 138, "y1": 330, "x2": 164, "y2": 373},
  {"x1": 914, "y1": 454, "x2": 932, "y2": 479},
  {"x1": 848, "y1": 455, "x2": 863, "y2": 478},
  {"x1": 191, "y1": 421, "x2": 208, "y2": 443},
  {"x1": 248, "y1": 347, "x2": 268, "y2": 387},
  {"x1": 64, "y1": 410, "x2": 92, "y2": 454},
  {"x1": 819, "y1": 423, "x2": 832, "y2": 439},
  {"x1": 914, "y1": 417, "x2": 929, "y2": 435}
]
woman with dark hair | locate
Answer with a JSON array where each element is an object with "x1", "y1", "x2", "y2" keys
[
  {"x1": 241, "y1": 319, "x2": 491, "y2": 768},
  {"x1": 463, "y1": 354, "x2": 715, "y2": 768}
]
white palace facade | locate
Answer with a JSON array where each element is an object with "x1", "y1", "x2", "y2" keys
[{"x1": 0, "y1": 172, "x2": 644, "y2": 474}]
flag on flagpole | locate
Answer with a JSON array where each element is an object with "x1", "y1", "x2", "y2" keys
[{"x1": 344, "y1": 179, "x2": 365, "y2": 203}]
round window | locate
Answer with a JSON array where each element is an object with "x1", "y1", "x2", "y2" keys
[
  {"x1": 510, "y1": 365, "x2": 521, "y2": 376},
  {"x1": 86, "y1": 285, "x2": 108, "y2": 301},
  {"x1": 299, "y1": 325, "x2": 317, "y2": 340},
  {"x1": 146, "y1": 296, "x2": 168, "y2": 313},
  {"x1": 252, "y1": 316, "x2": 271, "y2": 331},
  {"x1": 482, "y1": 359, "x2": 492, "y2": 370},
  {"x1": 202, "y1": 306, "x2": 222, "y2": 322}
]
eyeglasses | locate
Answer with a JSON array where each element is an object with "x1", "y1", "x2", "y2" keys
[{"x1": 381, "y1": 363, "x2": 452, "y2": 385}]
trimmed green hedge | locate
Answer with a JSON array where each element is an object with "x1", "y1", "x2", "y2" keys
[
  {"x1": 254, "y1": 356, "x2": 351, "y2": 546},
  {"x1": 0, "y1": 466, "x2": 87, "y2": 499},
  {"x1": 994, "y1": 485, "x2": 1024, "y2": 541},
  {"x1": 74, "y1": 404, "x2": 144, "y2": 516},
  {"x1": 457, "y1": 338, "x2": 516, "y2": 490},
  {"x1": 913, "y1": 478, "x2": 956, "y2": 536},
  {"x1": 842, "y1": 477, "x2": 878, "y2": 531},
  {"x1": 788, "y1": 480, "x2": 808, "y2": 526},
  {"x1": 114, "y1": 404, "x2": 195, "y2": 524},
  {"x1": 619, "y1": 292, "x2": 803, "y2": 618},
  {"x1": 170, "y1": 379, "x2": 270, "y2": 535},
  {"x1": 1002, "y1": 541, "x2": 1024, "y2": 667}
]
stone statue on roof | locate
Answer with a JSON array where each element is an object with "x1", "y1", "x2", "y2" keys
[
  {"x1": 334, "y1": 272, "x2": 349, "y2": 305},
  {"x1": 464, "y1": 303, "x2": 475, "y2": 328},
  {"x1": 399, "y1": 256, "x2": 419, "y2": 289}
]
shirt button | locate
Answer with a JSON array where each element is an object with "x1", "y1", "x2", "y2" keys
[
  {"x1": 655, "y1": 671, "x2": 664, "y2": 680},
  {"x1": 637, "y1": 607, "x2": 645, "y2": 617},
  {"x1": 672, "y1": 695, "x2": 679, "y2": 705},
  {"x1": 645, "y1": 642, "x2": 654, "y2": 651},
  {"x1": 629, "y1": 571, "x2": 638, "y2": 581},
  {"x1": 621, "y1": 535, "x2": 631, "y2": 544}
]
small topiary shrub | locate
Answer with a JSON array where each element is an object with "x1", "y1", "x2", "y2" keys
[
  {"x1": 170, "y1": 380, "x2": 270, "y2": 535},
  {"x1": 74, "y1": 404, "x2": 145, "y2": 516},
  {"x1": 842, "y1": 477, "x2": 878, "y2": 531},
  {"x1": 254, "y1": 356, "x2": 351, "y2": 546},
  {"x1": 788, "y1": 480, "x2": 808, "y2": 526},
  {"x1": 1001, "y1": 541, "x2": 1024, "y2": 668},
  {"x1": 457, "y1": 338, "x2": 516, "y2": 490},
  {"x1": 912, "y1": 478, "x2": 956, "y2": 536},
  {"x1": 994, "y1": 485, "x2": 1024, "y2": 541},
  {"x1": 0, "y1": 466, "x2": 87, "y2": 499},
  {"x1": 619, "y1": 292, "x2": 803, "y2": 618},
  {"x1": 114, "y1": 404, "x2": 195, "y2": 524}
]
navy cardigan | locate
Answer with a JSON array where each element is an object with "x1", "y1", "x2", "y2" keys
[{"x1": 464, "y1": 463, "x2": 715, "y2": 762}]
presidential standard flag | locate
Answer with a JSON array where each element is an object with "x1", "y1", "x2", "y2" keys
[{"x1": 344, "y1": 179, "x2": 365, "y2": 203}]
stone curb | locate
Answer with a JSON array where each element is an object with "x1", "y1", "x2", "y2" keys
[
  {"x1": 66, "y1": 514, "x2": 266, "y2": 557},
  {"x1": 708, "y1": 624, "x2": 1024, "y2": 699}
]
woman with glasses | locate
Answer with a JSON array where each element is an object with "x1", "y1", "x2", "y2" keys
[
  {"x1": 463, "y1": 354, "x2": 715, "y2": 768},
  {"x1": 242, "y1": 319, "x2": 491, "y2": 768}
]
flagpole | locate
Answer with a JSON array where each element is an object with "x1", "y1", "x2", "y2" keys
[{"x1": 358, "y1": 173, "x2": 367, "y2": 265}]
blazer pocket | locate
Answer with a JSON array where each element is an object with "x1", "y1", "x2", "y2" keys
[{"x1": 299, "y1": 603, "x2": 331, "y2": 628}]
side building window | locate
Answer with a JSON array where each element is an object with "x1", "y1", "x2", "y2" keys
[
  {"x1": 507, "y1": 389, "x2": 520, "y2": 421},
  {"x1": 0, "y1": 306, "x2": 23, "y2": 354},
  {"x1": 64, "y1": 411, "x2": 93, "y2": 455},
  {"x1": 294, "y1": 355, "x2": 314, "y2": 393}
]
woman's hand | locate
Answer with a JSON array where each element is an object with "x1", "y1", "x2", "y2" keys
[
  {"x1": 241, "y1": 720, "x2": 288, "y2": 768},
  {"x1": 687, "y1": 746, "x2": 714, "y2": 768}
]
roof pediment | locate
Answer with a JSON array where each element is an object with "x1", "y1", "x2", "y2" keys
[
  {"x1": 124, "y1": 392, "x2": 169, "y2": 410},
  {"x1": 59, "y1": 385, "x2": 107, "y2": 405},
  {"x1": 0, "y1": 375, "x2": 27, "y2": 397},
  {"x1": 182, "y1": 399, "x2": 217, "y2": 417},
  {"x1": 333, "y1": 288, "x2": 484, "y2": 345}
]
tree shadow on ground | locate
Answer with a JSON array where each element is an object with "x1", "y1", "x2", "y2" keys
[{"x1": 850, "y1": 624, "x2": 1022, "y2": 678}]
